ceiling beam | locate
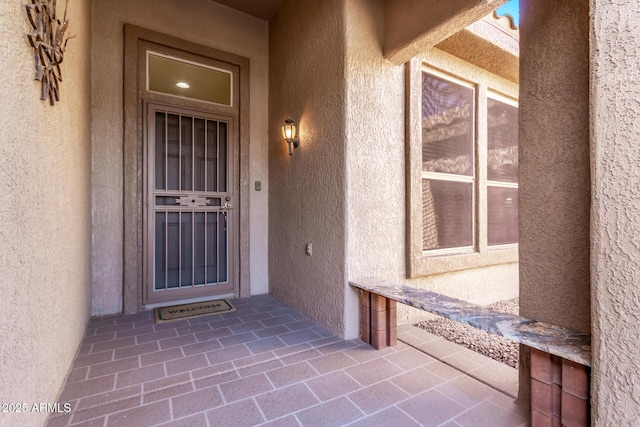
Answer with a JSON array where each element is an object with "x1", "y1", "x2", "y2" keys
[{"x1": 384, "y1": 0, "x2": 507, "y2": 65}]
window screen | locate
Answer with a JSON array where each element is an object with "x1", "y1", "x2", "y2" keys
[
  {"x1": 487, "y1": 96, "x2": 518, "y2": 246},
  {"x1": 421, "y1": 71, "x2": 475, "y2": 252}
]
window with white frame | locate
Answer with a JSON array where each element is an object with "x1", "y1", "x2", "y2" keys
[{"x1": 407, "y1": 59, "x2": 518, "y2": 277}]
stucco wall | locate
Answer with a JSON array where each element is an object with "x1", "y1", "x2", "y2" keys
[
  {"x1": 269, "y1": 0, "x2": 349, "y2": 337},
  {"x1": 398, "y1": 264, "x2": 519, "y2": 324},
  {"x1": 519, "y1": 0, "x2": 591, "y2": 332},
  {"x1": 590, "y1": 1, "x2": 640, "y2": 424},
  {"x1": 517, "y1": 0, "x2": 591, "y2": 404},
  {"x1": 344, "y1": 0, "x2": 405, "y2": 338},
  {"x1": 0, "y1": 2, "x2": 92, "y2": 426},
  {"x1": 436, "y1": 16, "x2": 519, "y2": 83},
  {"x1": 91, "y1": 0, "x2": 269, "y2": 315},
  {"x1": 344, "y1": 0, "x2": 519, "y2": 335}
]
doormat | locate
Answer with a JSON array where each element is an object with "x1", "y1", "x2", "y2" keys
[{"x1": 154, "y1": 300, "x2": 235, "y2": 323}]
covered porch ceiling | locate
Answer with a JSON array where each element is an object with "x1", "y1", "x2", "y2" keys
[
  {"x1": 208, "y1": 0, "x2": 509, "y2": 64},
  {"x1": 208, "y1": 0, "x2": 285, "y2": 21}
]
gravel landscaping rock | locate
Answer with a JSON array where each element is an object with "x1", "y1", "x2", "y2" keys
[{"x1": 415, "y1": 298, "x2": 520, "y2": 368}]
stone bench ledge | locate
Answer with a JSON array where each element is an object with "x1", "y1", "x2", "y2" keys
[{"x1": 350, "y1": 277, "x2": 591, "y2": 366}]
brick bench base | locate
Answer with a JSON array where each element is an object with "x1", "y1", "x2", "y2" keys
[
  {"x1": 359, "y1": 290, "x2": 397, "y2": 349},
  {"x1": 530, "y1": 348, "x2": 590, "y2": 427}
]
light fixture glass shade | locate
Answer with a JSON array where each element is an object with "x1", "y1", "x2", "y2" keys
[
  {"x1": 282, "y1": 118, "x2": 299, "y2": 156},
  {"x1": 282, "y1": 121, "x2": 296, "y2": 140}
]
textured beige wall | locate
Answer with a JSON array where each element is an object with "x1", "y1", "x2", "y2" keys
[
  {"x1": 269, "y1": 0, "x2": 349, "y2": 337},
  {"x1": 518, "y1": 0, "x2": 590, "y2": 404},
  {"x1": 397, "y1": 264, "x2": 519, "y2": 324},
  {"x1": 436, "y1": 17, "x2": 519, "y2": 83},
  {"x1": 345, "y1": 0, "x2": 518, "y2": 335},
  {"x1": 590, "y1": 2, "x2": 640, "y2": 424},
  {"x1": 519, "y1": 0, "x2": 591, "y2": 333},
  {"x1": 91, "y1": 0, "x2": 269, "y2": 315},
  {"x1": 342, "y1": 1, "x2": 520, "y2": 339},
  {"x1": 344, "y1": 0, "x2": 405, "y2": 337},
  {"x1": 0, "y1": 1, "x2": 92, "y2": 426}
]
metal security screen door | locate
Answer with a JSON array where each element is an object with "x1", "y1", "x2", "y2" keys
[{"x1": 145, "y1": 104, "x2": 236, "y2": 304}]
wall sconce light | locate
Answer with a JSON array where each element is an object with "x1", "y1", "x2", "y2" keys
[{"x1": 282, "y1": 118, "x2": 300, "y2": 156}]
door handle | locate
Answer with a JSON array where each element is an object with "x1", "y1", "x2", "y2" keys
[{"x1": 221, "y1": 206, "x2": 229, "y2": 232}]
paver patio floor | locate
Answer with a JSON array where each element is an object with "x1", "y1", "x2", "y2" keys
[{"x1": 47, "y1": 294, "x2": 529, "y2": 427}]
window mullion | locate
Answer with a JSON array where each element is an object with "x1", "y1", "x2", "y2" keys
[
  {"x1": 422, "y1": 171, "x2": 474, "y2": 182},
  {"x1": 477, "y1": 84, "x2": 488, "y2": 253},
  {"x1": 487, "y1": 181, "x2": 519, "y2": 189}
]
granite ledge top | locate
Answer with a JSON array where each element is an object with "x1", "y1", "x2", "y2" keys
[{"x1": 350, "y1": 278, "x2": 591, "y2": 367}]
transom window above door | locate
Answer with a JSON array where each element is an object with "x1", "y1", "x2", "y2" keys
[{"x1": 147, "y1": 52, "x2": 233, "y2": 106}]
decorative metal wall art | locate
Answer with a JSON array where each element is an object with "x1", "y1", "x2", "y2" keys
[{"x1": 25, "y1": 0, "x2": 72, "y2": 106}]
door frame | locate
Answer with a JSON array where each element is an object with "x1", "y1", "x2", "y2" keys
[{"x1": 123, "y1": 24, "x2": 251, "y2": 313}]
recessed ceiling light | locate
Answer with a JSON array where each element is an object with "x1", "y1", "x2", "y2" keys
[{"x1": 176, "y1": 82, "x2": 190, "y2": 89}]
